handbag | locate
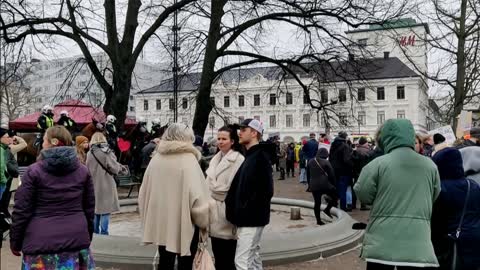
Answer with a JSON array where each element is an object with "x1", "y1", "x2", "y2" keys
[
  {"x1": 91, "y1": 150, "x2": 123, "y2": 186},
  {"x1": 193, "y1": 231, "x2": 215, "y2": 270},
  {"x1": 449, "y1": 179, "x2": 471, "y2": 270}
]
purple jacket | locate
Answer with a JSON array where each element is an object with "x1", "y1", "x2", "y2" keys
[{"x1": 10, "y1": 146, "x2": 95, "y2": 255}]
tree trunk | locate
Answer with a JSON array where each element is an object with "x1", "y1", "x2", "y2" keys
[
  {"x1": 192, "y1": 0, "x2": 226, "y2": 137},
  {"x1": 452, "y1": 0, "x2": 467, "y2": 131},
  {"x1": 103, "y1": 66, "x2": 133, "y2": 130}
]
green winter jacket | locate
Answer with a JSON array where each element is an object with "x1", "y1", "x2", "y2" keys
[{"x1": 354, "y1": 119, "x2": 441, "y2": 267}]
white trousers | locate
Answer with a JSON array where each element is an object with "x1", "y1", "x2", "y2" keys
[{"x1": 235, "y1": 227, "x2": 265, "y2": 270}]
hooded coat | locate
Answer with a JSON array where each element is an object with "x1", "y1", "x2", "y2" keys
[
  {"x1": 329, "y1": 137, "x2": 353, "y2": 177},
  {"x1": 86, "y1": 143, "x2": 125, "y2": 214},
  {"x1": 354, "y1": 119, "x2": 441, "y2": 267},
  {"x1": 139, "y1": 140, "x2": 212, "y2": 256},
  {"x1": 10, "y1": 147, "x2": 95, "y2": 255},
  {"x1": 431, "y1": 148, "x2": 480, "y2": 270},
  {"x1": 459, "y1": 146, "x2": 480, "y2": 185}
]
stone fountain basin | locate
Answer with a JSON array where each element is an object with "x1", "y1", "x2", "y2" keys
[{"x1": 91, "y1": 198, "x2": 363, "y2": 270}]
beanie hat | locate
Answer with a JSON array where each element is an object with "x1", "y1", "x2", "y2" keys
[
  {"x1": 338, "y1": 131, "x2": 348, "y2": 139},
  {"x1": 75, "y1": 136, "x2": 88, "y2": 146},
  {"x1": 433, "y1": 133, "x2": 446, "y2": 145},
  {"x1": 432, "y1": 147, "x2": 464, "y2": 179}
]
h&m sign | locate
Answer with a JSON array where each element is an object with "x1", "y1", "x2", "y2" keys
[{"x1": 399, "y1": 35, "x2": 416, "y2": 46}]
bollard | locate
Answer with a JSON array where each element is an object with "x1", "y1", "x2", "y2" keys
[{"x1": 290, "y1": 207, "x2": 301, "y2": 220}]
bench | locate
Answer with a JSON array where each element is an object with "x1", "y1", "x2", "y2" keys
[{"x1": 116, "y1": 174, "x2": 141, "y2": 198}]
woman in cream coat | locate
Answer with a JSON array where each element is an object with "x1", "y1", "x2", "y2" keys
[
  {"x1": 206, "y1": 125, "x2": 245, "y2": 270},
  {"x1": 139, "y1": 123, "x2": 212, "y2": 270}
]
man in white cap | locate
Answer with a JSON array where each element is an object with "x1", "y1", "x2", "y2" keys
[
  {"x1": 226, "y1": 118, "x2": 273, "y2": 270},
  {"x1": 57, "y1": 110, "x2": 77, "y2": 134}
]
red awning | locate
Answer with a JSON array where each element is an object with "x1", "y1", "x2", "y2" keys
[{"x1": 9, "y1": 99, "x2": 137, "y2": 132}]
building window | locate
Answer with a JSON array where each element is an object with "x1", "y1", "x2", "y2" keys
[
  {"x1": 80, "y1": 69, "x2": 88, "y2": 75},
  {"x1": 182, "y1": 98, "x2": 188, "y2": 109},
  {"x1": 224, "y1": 96, "x2": 230, "y2": 108},
  {"x1": 339, "y1": 89, "x2": 347, "y2": 102},
  {"x1": 254, "y1": 115, "x2": 260, "y2": 121},
  {"x1": 169, "y1": 99, "x2": 174, "y2": 110},
  {"x1": 339, "y1": 113, "x2": 348, "y2": 126},
  {"x1": 238, "y1": 116, "x2": 245, "y2": 123},
  {"x1": 239, "y1": 95, "x2": 245, "y2": 107},
  {"x1": 397, "y1": 110, "x2": 406, "y2": 119},
  {"x1": 286, "y1": 92, "x2": 293, "y2": 105},
  {"x1": 269, "y1": 115, "x2": 276, "y2": 128},
  {"x1": 303, "y1": 114, "x2": 310, "y2": 127},
  {"x1": 129, "y1": 95, "x2": 134, "y2": 100},
  {"x1": 286, "y1": 114, "x2": 293, "y2": 128},
  {"x1": 65, "y1": 94, "x2": 72, "y2": 100},
  {"x1": 358, "y1": 111, "x2": 366, "y2": 125},
  {"x1": 269, "y1": 94, "x2": 276, "y2": 105},
  {"x1": 143, "y1": 100, "x2": 149, "y2": 111},
  {"x1": 209, "y1": 116, "x2": 215, "y2": 128},
  {"x1": 254, "y1": 94, "x2": 260, "y2": 106},
  {"x1": 397, "y1": 86, "x2": 405, "y2": 100},
  {"x1": 358, "y1": 88, "x2": 365, "y2": 101},
  {"x1": 129, "y1": 106, "x2": 135, "y2": 112},
  {"x1": 182, "y1": 117, "x2": 188, "y2": 125},
  {"x1": 156, "y1": 99, "x2": 161, "y2": 110},
  {"x1": 377, "y1": 87, "x2": 385, "y2": 100},
  {"x1": 377, "y1": 111, "x2": 385, "y2": 125},
  {"x1": 303, "y1": 93, "x2": 309, "y2": 104},
  {"x1": 210, "y1": 97, "x2": 215, "y2": 106},
  {"x1": 358, "y1": 38, "x2": 368, "y2": 47},
  {"x1": 320, "y1": 89, "x2": 328, "y2": 103}
]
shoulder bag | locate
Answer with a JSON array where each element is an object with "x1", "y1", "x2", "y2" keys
[{"x1": 193, "y1": 231, "x2": 215, "y2": 270}]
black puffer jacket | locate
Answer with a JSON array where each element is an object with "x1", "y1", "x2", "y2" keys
[
  {"x1": 226, "y1": 144, "x2": 273, "y2": 227},
  {"x1": 328, "y1": 137, "x2": 353, "y2": 177}
]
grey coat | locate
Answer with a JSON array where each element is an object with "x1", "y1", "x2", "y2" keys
[
  {"x1": 86, "y1": 143, "x2": 125, "y2": 214},
  {"x1": 460, "y1": 146, "x2": 480, "y2": 185}
]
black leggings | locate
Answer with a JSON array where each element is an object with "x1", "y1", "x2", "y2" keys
[
  {"x1": 211, "y1": 237, "x2": 237, "y2": 270},
  {"x1": 157, "y1": 228, "x2": 199, "y2": 270},
  {"x1": 367, "y1": 262, "x2": 437, "y2": 270},
  {"x1": 312, "y1": 189, "x2": 337, "y2": 223},
  {"x1": 286, "y1": 160, "x2": 295, "y2": 176}
]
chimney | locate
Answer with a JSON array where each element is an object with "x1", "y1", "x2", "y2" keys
[
  {"x1": 384, "y1": 51, "x2": 390, "y2": 59},
  {"x1": 348, "y1": 54, "x2": 355, "y2": 61}
]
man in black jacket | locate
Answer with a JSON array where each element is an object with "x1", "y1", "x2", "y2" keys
[
  {"x1": 329, "y1": 131, "x2": 353, "y2": 211},
  {"x1": 226, "y1": 118, "x2": 273, "y2": 270}
]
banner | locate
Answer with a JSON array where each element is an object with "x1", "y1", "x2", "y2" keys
[{"x1": 429, "y1": 125, "x2": 456, "y2": 145}]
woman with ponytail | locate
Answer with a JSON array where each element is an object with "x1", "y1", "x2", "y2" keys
[
  {"x1": 10, "y1": 126, "x2": 96, "y2": 269},
  {"x1": 206, "y1": 124, "x2": 245, "y2": 270}
]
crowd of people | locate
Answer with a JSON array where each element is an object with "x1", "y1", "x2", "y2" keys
[{"x1": 0, "y1": 113, "x2": 479, "y2": 270}]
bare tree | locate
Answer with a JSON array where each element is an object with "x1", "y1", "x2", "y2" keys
[
  {"x1": 184, "y1": 0, "x2": 412, "y2": 136},
  {"x1": 0, "y1": 0, "x2": 193, "y2": 128},
  {"x1": 396, "y1": 0, "x2": 480, "y2": 128},
  {"x1": 0, "y1": 42, "x2": 40, "y2": 121}
]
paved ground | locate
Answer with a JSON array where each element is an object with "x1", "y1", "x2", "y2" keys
[{"x1": 1, "y1": 171, "x2": 369, "y2": 270}]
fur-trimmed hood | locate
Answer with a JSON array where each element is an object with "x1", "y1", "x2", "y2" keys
[{"x1": 156, "y1": 140, "x2": 202, "y2": 160}]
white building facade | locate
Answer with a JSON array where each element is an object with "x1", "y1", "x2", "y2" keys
[{"x1": 135, "y1": 19, "x2": 436, "y2": 141}]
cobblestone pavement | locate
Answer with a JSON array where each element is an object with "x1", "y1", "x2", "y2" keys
[{"x1": 2, "y1": 171, "x2": 369, "y2": 270}]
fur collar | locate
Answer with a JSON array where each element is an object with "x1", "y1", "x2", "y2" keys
[{"x1": 156, "y1": 140, "x2": 202, "y2": 160}]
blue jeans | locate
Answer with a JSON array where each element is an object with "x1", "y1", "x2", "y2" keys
[
  {"x1": 0, "y1": 185, "x2": 5, "y2": 201},
  {"x1": 337, "y1": 176, "x2": 352, "y2": 210},
  {"x1": 299, "y1": 168, "x2": 307, "y2": 183},
  {"x1": 94, "y1": 214, "x2": 110, "y2": 235}
]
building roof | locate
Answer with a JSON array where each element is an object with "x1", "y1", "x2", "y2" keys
[
  {"x1": 345, "y1": 18, "x2": 430, "y2": 34},
  {"x1": 137, "y1": 57, "x2": 420, "y2": 94},
  {"x1": 9, "y1": 99, "x2": 137, "y2": 131}
]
